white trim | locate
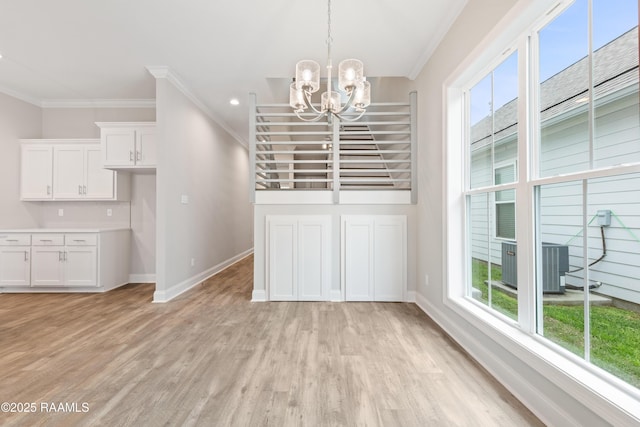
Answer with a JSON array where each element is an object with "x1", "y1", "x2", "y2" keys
[
  {"x1": 255, "y1": 191, "x2": 333, "y2": 205},
  {"x1": 146, "y1": 66, "x2": 247, "y2": 148},
  {"x1": 41, "y1": 99, "x2": 156, "y2": 109},
  {"x1": 406, "y1": 290, "x2": 417, "y2": 303},
  {"x1": 251, "y1": 289, "x2": 267, "y2": 302},
  {"x1": 0, "y1": 85, "x2": 42, "y2": 106},
  {"x1": 153, "y1": 248, "x2": 253, "y2": 303},
  {"x1": 128, "y1": 274, "x2": 156, "y2": 284},
  {"x1": 339, "y1": 190, "x2": 412, "y2": 205}
]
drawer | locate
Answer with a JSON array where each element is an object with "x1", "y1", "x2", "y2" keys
[
  {"x1": 32, "y1": 234, "x2": 65, "y2": 245},
  {"x1": 65, "y1": 234, "x2": 97, "y2": 246},
  {"x1": 0, "y1": 234, "x2": 32, "y2": 245}
]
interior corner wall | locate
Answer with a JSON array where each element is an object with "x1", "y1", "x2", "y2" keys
[
  {"x1": 413, "y1": 0, "x2": 627, "y2": 425},
  {"x1": 0, "y1": 92, "x2": 42, "y2": 228},
  {"x1": 154, "y1": 78, "x2": 253, "y2": 299}
]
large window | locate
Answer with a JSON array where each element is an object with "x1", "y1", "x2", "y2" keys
[{"x1": 461, "y1": 0, "x2": 640, "y2": 391}]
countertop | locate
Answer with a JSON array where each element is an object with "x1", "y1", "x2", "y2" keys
[{"x1": 0, "y1": 228, "x2": 130, "y2": 234}]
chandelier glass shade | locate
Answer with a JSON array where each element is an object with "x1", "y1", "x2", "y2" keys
[{"x1": 289, "y1": 0, "x2": 371, "y2": 121}]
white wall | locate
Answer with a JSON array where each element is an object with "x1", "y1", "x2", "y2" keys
[
  {"x1": 0, "y1": 93, "x2": 42, "y2": 228},
  {"x1": 413, "y1": 0, "x2": 629, "y2": 425},
  {"x1": 154, "y1": 77, "x2": 253, "y2": 302}
]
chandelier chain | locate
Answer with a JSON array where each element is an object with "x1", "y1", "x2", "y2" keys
[{"x1": 326, "y1": 0, "x2": 333, "y2": 59}]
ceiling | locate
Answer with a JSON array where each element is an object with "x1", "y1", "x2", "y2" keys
[{"x1": 0, "y1": 0, "x2": 466, "y2": 144}]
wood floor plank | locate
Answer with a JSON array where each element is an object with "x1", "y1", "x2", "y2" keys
[{"x1": 0, "y1": 254, "x2": 543, "y2": 426}]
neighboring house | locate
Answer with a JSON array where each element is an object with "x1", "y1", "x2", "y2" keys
[{"x1": 470, "y1": 27, "x2": 640, "y2": 304}]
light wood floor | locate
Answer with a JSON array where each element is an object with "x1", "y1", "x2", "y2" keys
[{"x1": 0, "y1": 255, "x2": 542, "y2": 427}]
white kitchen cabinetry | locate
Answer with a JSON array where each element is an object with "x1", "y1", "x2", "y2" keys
[
  {"x1": 31, "y1": 234, "x2": 97, "y2": 287},
  {"x1": 342, "y1": 215, "x2": 406, "y2": 302},
  {"x1": 20, "y1": 145, "x2": 53, "y2": 200},
  {"x1": 54, "y1": 145, "x2": 116, "y2": 199},
  {"x1": 0, "y1": 234, "x2": 31, "y2": 287},
  {"x1": 96, "y1": 122, "x2": 156, "y2": 171},
  {"x1": 20, "y1": 140, "x2": 129, "y2": 201},
  {"x1": 0, "y1": 230, "x2": 130, "y2": 292},
  {"x1": 267, "y1": 215, "x2": 331, "y2": 301}
]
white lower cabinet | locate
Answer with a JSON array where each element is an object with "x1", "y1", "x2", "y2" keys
[
  {"x1": 342, "y1": 215, "x2": 407, "y2": 302},
  {"x1": 0, "y1": 234, "x2": 31, "y2": 287},
  {"x1": 31, "y1": 234, "x2": 97, "y2": 287},
  {"x1": 267, "y1": 216, "x2": 331, "y2": 301},
  {"x1": 0, "y1": 230, "x2": 129, "y2": 292}
]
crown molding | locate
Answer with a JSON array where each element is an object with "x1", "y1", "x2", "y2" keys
[
  {"x1": 0, "y1": 85, "x2": 43, "y2": 107},
  {"x1": 146, "y1": 65, "x2": 248, "y2": 148},
  {"x1": 41, "y1": 99, "x2": 156, "y2": 109}
]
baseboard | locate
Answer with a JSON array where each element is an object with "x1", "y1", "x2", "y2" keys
[
  {"x1": 128, "y1": 274, "x2": 156, "y2": 284},
  {"x1": 251, "y1": 289, "x2": 267, "y2": 302},
  {"x1": 153, "y1": 248, "x2": 253, "y2": 303},
  {"x1": 406, "y1": 290, "x2": 417, "y2": 303},
  {"x1": 330, "y1": 289, "x2": 343, "y2": 302}
]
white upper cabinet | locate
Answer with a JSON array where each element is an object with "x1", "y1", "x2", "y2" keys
[
  {"x1": 20, "y1": 145, "x2": 53, "y2": 200},
  {"x1": 96, "y1": 122, "x2": 156, "y2": 171},
  {"x1": 54, "y1": 144, "x2": 116, "y2": 199},
  {"x1": 20, "y1": 140, "x2": 129, "y2": 201}
]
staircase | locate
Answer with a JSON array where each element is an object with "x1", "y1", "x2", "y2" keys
[{"x1": 339, "y1": 124, "x2": 394, "y2": 189}]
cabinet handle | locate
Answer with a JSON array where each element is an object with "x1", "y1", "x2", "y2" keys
[
  {"x1": 24, "y1": 251, "x2": 29, "y2": 262},
  {"x1": 73, "y1": 239, "x2": 86, "y2": 242},
  {"x1": 64, "y1": 251, "x2": 68, "y2": 261},
  {"x1": 83, "y1": 185, "x2": 87, "y2": 195},
  {"x1": 6, "y1": 239, "x2": 18, "y2": 242},
  {"x1": 39, "y1": 239, "x2": 52, "y2": 243},
  {"x1": 78, "y1": 185, "x2": 83, "y2": 195},
  {"x1": 47, "y1": 185, "x2": 51, "y2": 195},
  {"x1": 130, "y1": 150, "x2": 134, "y2": 162},
  {"x1": 136, "y1": 151, "x2": 142, "y2": 161}
]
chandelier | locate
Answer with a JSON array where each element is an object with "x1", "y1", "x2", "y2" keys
[{"x1": 289, "y1": 0, "x2": 371, "y2": 122}]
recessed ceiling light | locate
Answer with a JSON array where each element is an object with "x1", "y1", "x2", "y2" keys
[{"x1": 230, "y1": 98, "x2": 240, "y2": 106}]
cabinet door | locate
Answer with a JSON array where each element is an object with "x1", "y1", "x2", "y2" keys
[
  {"x1": 85, "y1": 146, "x2": 114, "y2": 199},
  {"x1": 102, "y1": 128, "x2": 136, "y2": 167},
  {"x1": 53, "y1": 145, "x2": 84, "y2": 199},
  {"x1": 343, "y1": 217, "x2": 375, "y2": 301},
  {"x1": 31, "y1": 246, "x2": 65, "y2": 287},
  {"x1": 373, "y1": 217, "x2": 406, "y2": 301},
  {"x1": 21, "y1": 145, "x2": 53, "y2": 200},
  {"x1": 0, "y1": 247, "x2": 31, "y2": 287},
  {"x1": 267, "y1": 216, "x2": 331, "y2": 301},
  {"x1": 136, "y1": 128, "x2": 156, "y2": 166},
  {"x1": 268, "y1": 219, "x2": 297, "y2": 301},
  {"x1": 65, "y1": 246, "x2": 97, "y2": 287},
  {"x1": 342, "y1": 215, "x2": 406, "y2": 302}
]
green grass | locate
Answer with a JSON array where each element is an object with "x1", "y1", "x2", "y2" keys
[{"x1": 471, "y1": 259, "x2": 640, "y2": 388}]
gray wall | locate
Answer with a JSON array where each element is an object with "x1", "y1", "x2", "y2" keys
[
  {"x1": 155, "y1": 77, "x2": 253, "y2": 298},
  {"x1": 0, "y1": 93, "x2": 42, "y2": 228},
  {"x1": 413, "y1": 0, "x2": 626, "y2": 425}
]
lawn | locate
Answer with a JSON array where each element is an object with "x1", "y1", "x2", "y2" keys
[{"x1": 471, "y1": 259, "x2": 640, "y2": 389}]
